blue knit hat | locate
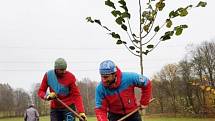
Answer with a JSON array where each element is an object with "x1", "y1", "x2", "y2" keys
[
  {"x1": 54, "y1": 58, "x2": 67, "y2": 69},
  {"x1": 99, "y1": 60, "x2": 117, "y2": 75}
]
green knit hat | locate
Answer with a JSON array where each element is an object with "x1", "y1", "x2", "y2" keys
[{"x1": 54, "y1": 58, "x2": 67, "y2": 69}]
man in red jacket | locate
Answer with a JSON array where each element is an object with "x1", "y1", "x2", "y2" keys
[
  {"x1": 38, "y1": 58, "x2": 87, "y2": 121},
  {"x1": 95, "y1": 60, "x2": 152, "y2": 121}
]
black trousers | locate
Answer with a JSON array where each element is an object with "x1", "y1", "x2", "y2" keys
[
  {"x1": 50, "y1": 104, "x2": 76, "y2": 121},
  {"x1": 108, "y1": 111, "x2": 142, "y2": 121}
]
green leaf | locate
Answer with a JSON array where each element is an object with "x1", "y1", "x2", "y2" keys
[
  {"x1": 176, "y1": 7, "x2": 183, "y2": 12},
  {"x1": 103, "y1": 26, "x2": 111, "y2": 31},
  {"x1": 132, "y1": 39, "x2": 139, "y2": 43},
  {"x1": 94, "y1": 19, "x2": 101, "y2": 25},
  {"x1": 175, "y1": 27, "x2": 183, "y2": 36},
  {"x1": 163, "y1": 35, "x2": 171, "y2": 41},
  {"x1": 152, "y1": 10, "x2": 157, "y2": 16},
  {"x1": 154, "y1": 26, "x2": 160, "y2": 32},
  {"x1": 86, "y1": 17, "x2": 94, "y2": 23},
  {"x1": 165, "y1": 31, "x2": 174, "y2": 36},
  {"x1": 110, "y1": 32, "x2": 120, "y2": 39},
  {"x1": 116, "y1": 40, "x2": 123, "y2": 44},
  {"x1": 161, "y1": 35, "x2": 171, "y2": 41},
  {"x1": 196, "y1": 1, "x2": 207, "y2": 7},
  {"x1": 180, "y1": 24, "x2": 188, "y2": 28},
  {"x1": 142, "y1": 11, "x2": 149, "y2": 17},
  {"x1": 185, "y1": 5, "x2": 193, "y2": 9},
  {"x1": 118, "y1": 0, "x2": 126, "y2": 6},
  {"x1": 166, "y1": 19, "x2": 172, "y2": 28},
  {"x1": 111, "y1": 10, "x2": 121, "y2": 17},
  {"x1": 121, "y1": 12, "x2": 130, "y2": 19},
  {"x1": 105, "y1": 0, "x2": 116, "y2": 9},
  {"x1": 179, "y1": 9, "x2": 188, "y2": 17},
  {"x1": 143, "y1": 50, "x2": 149, "y2": 55},
  {"x1": 132, "y1": 33, "x2": 137, "y2": 37},
  {"x1": 121, "y1": 24, "x2": 127, "y2": 31},
  {"x1": 129, "y1": 46, "x2": 135, "y2": 50},
  {"x1": 169, "y1": 10, "x2": 179, "y2": 18},
  {"x1": 147, "y1": 45, "x2": 154, "y2": 48},
  {"x1": 156, "y1": 1, "x2": 165, "y2": 11},
  {"x1": 141, "y1": 18, "x2": 145, "y2": 24},
  {"x1": 147, "y1": 15, "x2": 154, "y2": 21},
  {"x1": 115, "y1": 17, "x2": 125, "y2": 25},
  {"x1": 122, "y1": 41, "x2": 127, "y2": 44},
  {"x1": 143, "y1": 24, "x2": 150, "y2": 32}
]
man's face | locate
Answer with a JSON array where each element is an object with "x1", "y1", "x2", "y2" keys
[
  {"x1": 55, "y1": 69, "x2": 66, "y2": 77},
  {"x1": 101, "y1": 73, "x2": 116, "y2": 86}
]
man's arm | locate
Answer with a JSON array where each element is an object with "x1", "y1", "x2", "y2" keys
[
  {"x1": 95, "y1": 86, "x2": 108, "y2": 121},
  {"x1": 133, "y1": 74, "x2": 152, "y2": 106},
  {"x1": 38, "y1": 74, "x2": 48, "y2": 99},
  {"x1": 140, "y1": 77, "x2": 152, "y2": 106},
  {"x1": 95, "y1": 108, "x2": 108, "y2": 121}
]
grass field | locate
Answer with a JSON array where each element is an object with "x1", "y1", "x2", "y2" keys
[{"x1": 0, "y1": 116, "x2": 215, "y2": 121}]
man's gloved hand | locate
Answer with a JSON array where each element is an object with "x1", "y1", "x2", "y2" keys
[
  {"x1": 139, "y1": 105, "x2": 147, "y2": 115},
  {"x1": 46, "y1": 92, "x2": 57, "y2": 100},
  {"x1": 79, "y1": 113, "x2": 87, "y2": 121}
]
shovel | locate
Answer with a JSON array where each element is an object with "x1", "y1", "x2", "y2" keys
[
  {"x1": 56, "y1": 98, "x2": 86, "y2": 121},
  {"x1": 117, "y1": 98, "x2": 155, "y2": 121}
]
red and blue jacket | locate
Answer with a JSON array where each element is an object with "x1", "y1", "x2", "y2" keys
[{"x1": 95, "y1": 68, "x2": 152, "y2": 121}]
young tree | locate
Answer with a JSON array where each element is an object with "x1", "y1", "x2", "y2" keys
[{"x1": 86, "y1": 0, "x2": 207, "y2": 74}]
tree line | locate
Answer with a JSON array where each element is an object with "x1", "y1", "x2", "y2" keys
[
  {"x1": 0, "y1": 40, "x2": 214, "y2": 118},
  {"x1": 151, "y1": 40, "x2": 215, "y2": 117}
]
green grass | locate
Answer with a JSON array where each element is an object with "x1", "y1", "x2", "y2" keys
[
  {"x1": 145, "y1": 117, "x2": 215, "y2": 121},
  {"x1": 0, "y1": 116, "x2": 215, "y2": 121},
  {"x1": 0, "y1": 116, "x2": 96, "y2": 121}
]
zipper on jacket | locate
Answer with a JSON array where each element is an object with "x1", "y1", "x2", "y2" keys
[{"x1": 117, "y1": 89, "x2": 126, "y2": 114}]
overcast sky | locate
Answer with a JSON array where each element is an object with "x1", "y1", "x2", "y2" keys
[{"x1": 0, "y1": 0, "x2": 214, "y2": 91}]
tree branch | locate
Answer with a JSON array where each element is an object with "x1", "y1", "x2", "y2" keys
[{"x1": 123, "y1": 43, "x2": 139, "y2": 57}]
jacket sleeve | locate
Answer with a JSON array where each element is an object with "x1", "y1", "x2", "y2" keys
[
  {"x1": 133, "y1": 74, "x2": 152, "y2": 106},
  {"x1": 140, "y1": 80, "x2": 152, "y2": 106},
  {"x1": 95, "y1": 108, "x2": 108, "y2": 121},
  {"x1": 37, "y1": 73, "x2": 48, "y2": 100},
  {"x1": 69, "y1": 76, "x2": 85, "y2": 113},
  {"x1": 95, "y1": 86, "x2": 108, "y2": 121}
]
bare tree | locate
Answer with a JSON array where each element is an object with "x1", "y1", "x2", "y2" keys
[
  {"x1": 78, "y1": 78, "x2": 97, "y2": 115},
  {"x1": 13, "y1": 88, "x2": 31, "y2": 116},
  {"x1": 0, "y1": 84, "x2": 14, "y2": 117},
  {"x1": 178, "y1": 59, "x2": 197, "y2": 114},
  {"x1": 158, "y1": 64, "x2": 180, "y2": 116}
]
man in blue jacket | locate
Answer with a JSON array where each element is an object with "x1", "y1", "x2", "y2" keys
[{"x1": 95, "y1": 60, "x2": 152, "y2": 121}]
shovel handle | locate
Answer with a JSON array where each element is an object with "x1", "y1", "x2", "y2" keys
[
  {"x1": 117, "y1": 98, "x2": 155, "y2": 121},
  {"x1": 117, "y1": 107, "x2": 140, "y2": 121},
  {"x1": 56, "y1": 98, "x2": 85, "y2": 121}
]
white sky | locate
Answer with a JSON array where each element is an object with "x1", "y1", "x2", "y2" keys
[{"x1": 0, "y1": 0, "x2": 214, "y2": 91}]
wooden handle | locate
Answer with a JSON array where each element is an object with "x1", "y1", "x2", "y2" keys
[
  {"x1": 117, "y1": 98, "x2": 155, "y2": 121},
  {"x1": 117, "y1": 107, "x2": 140, "y2": 121},
  {"x1": 56, "y1": 98, "x2": 85, "y2": 121}
]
